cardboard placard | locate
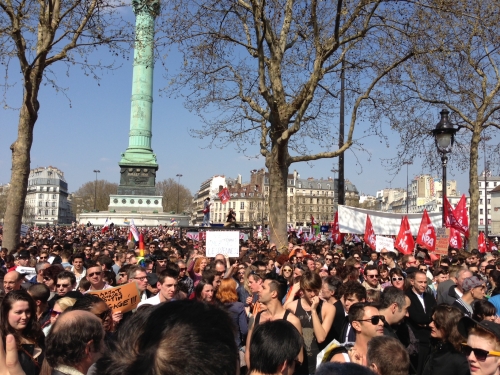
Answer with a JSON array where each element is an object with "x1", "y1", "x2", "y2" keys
[
  {"x1": 376, "y1": 236, "x2": 395, "y2": 253},
  {"x1": 88, "y1": 283, "x2": 140, "y2": 313},
  {"x1": 434, "y1": 228, "x2": 450, "y2": 256},
  {"x1": 206, "y1": 231, "x2": 240, "y2": 257}
]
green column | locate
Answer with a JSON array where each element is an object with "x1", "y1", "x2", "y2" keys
[{"x1": 119, "y1": 0, "x2": 160, "y2": 167}]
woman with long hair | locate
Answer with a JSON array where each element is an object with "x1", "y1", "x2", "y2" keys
[
  {"x1": 378, "y1": 264, "x2": 390, "y2": 284},
  {"x1": 194, "y1": 279, "x2": 214, "y2": 303},
  {"x1": 0, "y1": 290, "x2": 44, "y2": 375},
  {"x1": 423, "y1": 304, "x2": 469, "y2": 375},
  {"x1": 187, "y1": 255, "x2": 208, "y2": 286},
  {"x1": 216, "y1": 278, "x2": 248, "y2": 348}
]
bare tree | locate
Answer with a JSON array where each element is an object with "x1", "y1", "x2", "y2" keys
[
  {"x1": 156, "y1": 178, "x2": 193, "y2": 213},
  {"x1": 162, "y1": 0, "x2": 419, "y2": 250},
  {"x1": 379, "y1": 0, "x2": 500, "y2": 248},
  {"x1": 0, "y1": 0, "x2": 131, "y2": 249},
  {"x1": 73, "y1": 180, "x2": 118, "y2": 214}
]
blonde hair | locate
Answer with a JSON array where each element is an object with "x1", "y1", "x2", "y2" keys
[{"x1": 55, "y1": 297, "x2": 77, "y2": 312}]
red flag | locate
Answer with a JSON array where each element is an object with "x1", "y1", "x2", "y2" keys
[
  {"x1": 218, "y1": 188, "x2": 231, "y2": 204},
  {"x1": 478, "y1": 232, "x2": 487, "y2": 253},
  {"x1": 395, "y1": 216, "x2": 414, "y2": 255},
  {"x1": 453, "y1": 194, "x2": 470, "y2": 238},
  {"x1": 416, "y1": 210, "x2": 436, "y2": 252},
  {"x1": 331, "y1": 211, "x2": 344, "y2": 245},
  {"x1": 444, "y1": 197, "x2": 468, "y2": 234},
  {"x1": 448, "y1": 228, "x2": 463, "y2": 250},
  {"x1": 364, "y1": 215, "x2": 377, "y2": 250},
  {"x1": 310, "y1": 215, "x2": 317, "y2": 225}
]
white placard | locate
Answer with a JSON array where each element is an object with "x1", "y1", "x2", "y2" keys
[
  {"x1": 206, "y1": 231, "x2": 240, "y2": 258},
  {"x1": 16, "y1": 266, "x2": 36, "y2": 280},
  {"x1": 20, "y1": 224, "x2": 29, "y2": 237},
  {"x1": 375, "y1": 236, "x2": 395, "y2": 253}
]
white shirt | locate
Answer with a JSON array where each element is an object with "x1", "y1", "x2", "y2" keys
[
  {"x1": 137, "y1": 293, "x2": 161, "y2": 308},
  {"x1": 413, "y1": 290, "x2": 426, "y2": 312}
]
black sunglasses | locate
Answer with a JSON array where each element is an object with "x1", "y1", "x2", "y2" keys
[
  {"x1": 356, "y1": 315, "x2": 385, "y2": 325},
  {"x1": 461, "y1": 344, "x2": 500, "y2": 361}
]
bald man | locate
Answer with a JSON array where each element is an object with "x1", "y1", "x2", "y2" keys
[
  {"x1": 3, "y1": 271, "x2": 23, "y2": 293},
  {"x1": 45, "y1": 310, "x2": 104, "y2": 375}
]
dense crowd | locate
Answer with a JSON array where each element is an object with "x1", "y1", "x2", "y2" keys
[{"x1": 1, "y1": 223, "x2": 500, "y2": 375}]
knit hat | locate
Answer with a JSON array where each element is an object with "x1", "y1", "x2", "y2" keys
[{"x1": 462, "y1": 276, "x2": 485, "y2": 292}]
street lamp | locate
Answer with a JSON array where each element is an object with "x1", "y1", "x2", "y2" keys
[
  {"x1": 93, "y1": 170, "x2": 100, "y2": 211},
  {"x1": 402, "y1": 162, "x2": 412, "y2": 213},
  {"x1": 432, "y1": 109, "x2": 458, "y2": 226},
  {"x1": 483, "y1": 137, "x2": 491, "y2": 236},
  {"x1": 176, "y1": 174, "x2": 183, "y2": 214}
]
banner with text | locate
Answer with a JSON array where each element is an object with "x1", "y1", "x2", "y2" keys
[{"x1": 338, "y1": 206, "x2": 442, "y2": 235}]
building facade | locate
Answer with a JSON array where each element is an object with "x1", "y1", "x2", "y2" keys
[
  {"x1": 478, "y1": 173, "x2": 500, "y2": 234},
  {"x1": 24, "y1": 166, "x2": 74, "y2": 225},
  {"x1": 191, "y1": 169, "x2": 359, "y2": 227}
]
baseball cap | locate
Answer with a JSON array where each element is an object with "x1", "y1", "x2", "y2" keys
[
  {"x1": 147, "y1": 273, "x2": 158, "y2": 286},
  {"x1": 462, "y1": 276, "x2": 485, "y2": 292},
  {"x1": 458, "y1": 316, "x2": 500, "y2": 341},
  {"x1": 17, "y1": 250, "x2": 31, "y2": 259}
]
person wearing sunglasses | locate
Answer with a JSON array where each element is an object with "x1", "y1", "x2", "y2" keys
[
  {"x1": 422, "y1": 304, "x2": 470, "y2": 375},
  {"x1": 42, "y1": 296, "x2": 77, "y2": 336},
  {"x1": 42, "y1": 265, "x2": 62, "y2": 298},
  {"x1": 329, "y1": 302, "x2": 384, "y2": 364},
  {"x1": 86, "y1": 263, "x2": 112, "y2": 292},
  {"x1": 458, "y1": 316, "x2": 500, "y2": 375},
  {"x1": 389, "y1": 268, "x2": 406, "y2": 291},
  {"x1": 453, "y1": 276, "x2": 486, "y2": 318},
  {"x1": 362, "y1": 264, "x2": 381, "y2": 291}
]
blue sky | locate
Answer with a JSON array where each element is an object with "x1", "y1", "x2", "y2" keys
[{"x1": 0, "y1": 9, "x2": 489, "y2": 198}]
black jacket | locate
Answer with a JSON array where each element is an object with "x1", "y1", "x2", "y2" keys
[
  {"x1": 405, "y1": 290, "x2": 437, "y2": 344},
  {"x1": 422, "y1": 341, "x2": 470, "y2": 375}
]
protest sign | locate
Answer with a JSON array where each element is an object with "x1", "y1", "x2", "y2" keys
[
  {"x1": 434, "y1": 228, "x2": 450, "y2": 256},
  {"x1": 206, "y1": 231, "x2": 240, "y2": 257},
  {"x1": 88, "y1": 283, "x2": 140, "y2": 313},
  {"x1": 376, "y1": 236, "x2": 395, "y2": 253},
  {"x1": 20, "y1": 224, "x2": 29, "y2": 237},
  {"x1": 16, "y1": 266, "x2": 36, "y2": 280}
]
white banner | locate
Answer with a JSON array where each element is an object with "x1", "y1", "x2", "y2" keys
[
  {"x1": 375, "y1": 236, "x2": 395, "y2": 253},
  {"x1": 206, "y1": 231, "x2": 240, "y2": 257},
  {"x1": 338, "y1": 205, "x2": 442, "y2": 236}
]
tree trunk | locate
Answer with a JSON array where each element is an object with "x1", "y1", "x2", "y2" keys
[
  {"x1": 468, "y1": 128, "x2": 481, "y2": 250},
  {"x1": 3, "y1": 94, "x2": 38, "y2": 251},
  {"x1": 266, "y1": 140, "x2": 290, "y2": 254}
]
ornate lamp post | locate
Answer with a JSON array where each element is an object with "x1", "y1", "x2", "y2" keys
[
  {"x1": 176, "y1": 174, "x2": 183, "y2": 213},
  {"x1": 431, "y1": 109, "x2": 458, "y2": 226}
]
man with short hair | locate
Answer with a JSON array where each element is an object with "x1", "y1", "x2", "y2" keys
[
  {"x1": 177, "y1": 260, "x2": 193, "y2": 295},
  {"x1": 28, "y1": 283, "x2": 51, "y2": 326},
  {"x1": 56, "y1": 271, "x2": 77, "y2": 297},
  {"x1": 45, "y1": 310, "x2": 104, "y2": 375},
  {"x1": 4, "y1": 271, "x2": 23, "y2": 293},
  {"x1": 378, "y1": 287, "x2": 411, "y2": 339},
  {"x1": 246, "y1": 276, "x2": 303, "y2": 368},
  {"x1": 381, "y1": 251, "x2": 397, "y2": 269},
  {"x1": 111, "y1": 252, "x2": 125, "y2": 275},
  {"x1": 248, "y1": 320, "x2": 303, "y2": 375},
  {"x1": 405, "y1": 271, "x2": 436, "y2": 375},
  {"x1": 401, "y1": 255, "x2": 417, "y2": 270},
  {"x1": 453, "y1": 276, "x2": 485, "y2": 317},
  {"x1": 367, "y1": 336, "x2": 410, "y2": 375},
  {"x1": 330, "y1": 302, "x2": 384, "y2": 363},
  {"x1": 71, "y1": 253, "x2": 86, "y2": 287},
  {"x1": 138, "y1": 268, "x2": 179, "y2": 307},
  {"x1": 85, "y1": 263, "x2": 112, "y2": 292},
  {"x1": 362, "y1": 264, "x2": 381, "y2": 291},
  {"x1": 338, "y1": 281, "x2": 367, "y2": 343},
  {"x1": 127, "y1": 265, "x2": 149, "y2": 302},
  {"x1": 30, "y1": 261, "x2": 50, "y2": 284}
]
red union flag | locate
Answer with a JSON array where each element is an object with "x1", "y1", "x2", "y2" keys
[
  {"x1": 478, "y1": 232, "x2": 487, "y2": 253},
  {"x1": 416, "y1": 210, "x2": 436, "y2": 252},
  {"x1": 395, "y1": 216, "x2": 414, "y2": 255},
  {"x1": 448, "y1": 228, "x2": 463, "y2": 249},
  {"x1": 364, "y1": 215, "x2": 377, "y2": 250},
  {"x1": 218, "y1": 188, "x2": 231, "y2": 204},
  {"x1": 444, "y1": 197, "x2": 468, "y2": 234},
  {"x1": 453, "y1": 194, "x2": 470, "y2": 238},
  {"x1": 331, "y1": 212, "x2": 340, "y2": 234}
]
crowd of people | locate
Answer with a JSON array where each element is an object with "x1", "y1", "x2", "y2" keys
[{"x1": 1, "y1": 223, "x2": 500, "y2": 375}]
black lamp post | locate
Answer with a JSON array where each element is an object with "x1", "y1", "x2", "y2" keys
[
  {"x1": 431, "y1": 109, "x2": 458, "y2": 226},
  {"x1": 93, "y1": 170, "x2": 100, "y2": 211},
  {"x1": 176, "y1": 174, "x2": 182, "y2": 214}
]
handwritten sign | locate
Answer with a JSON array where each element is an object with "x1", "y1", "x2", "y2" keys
[
  {"x1": 434, "y1": 228, "x2": 450, "y2": 256},
  {"x1": 88, "y1": 283, "x2": 140, "y2": 313},
  {"x1": 376, "y1": 236, "x2": 395, "y2": 253},
  {"x1": 206, "y1": 231, "x2": 240, "y2": 257}
]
